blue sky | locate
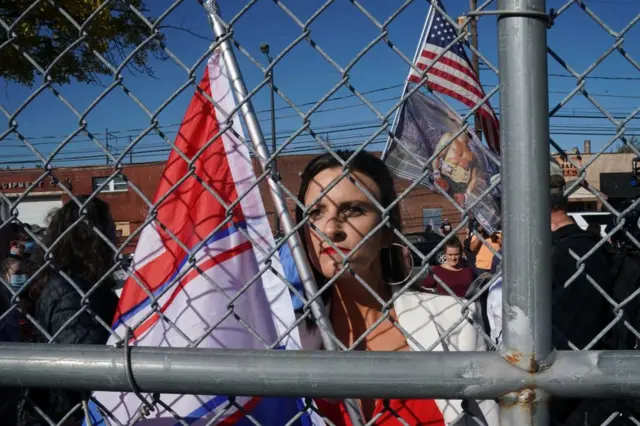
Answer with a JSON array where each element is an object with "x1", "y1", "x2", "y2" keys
[{"x1": 1, "y1": 0, "x2": 638, "y2": 168}]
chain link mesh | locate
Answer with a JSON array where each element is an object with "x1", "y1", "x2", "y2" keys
[{"x1": 1, "y1": 0, "x2": 639, "y2": 425}]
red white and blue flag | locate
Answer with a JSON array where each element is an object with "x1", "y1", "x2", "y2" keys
[
  {"x1": 409, "y1": 0, "x2": 500, "y2": 155},
  {"x1": 88, "y1": 50, "x2": 322, "y2": 425}
]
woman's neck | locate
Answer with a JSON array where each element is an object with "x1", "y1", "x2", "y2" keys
[
  {"x1": 329, "y1": 275, "x2": 389, "y2": 348},
  {"x1": 441, "y1": 263, "x2": 461, "y2": 271}
]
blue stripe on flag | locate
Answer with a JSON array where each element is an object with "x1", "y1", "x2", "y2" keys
[
  {"x1": 113, "y1": 221, "x2": 246, "y2": 328},
  {"x1": 85, "y1": 396, "x2": 313, "y2": 426},
  {"x1": 177, "y1": 396, "x2": 311, "y2": 426}
]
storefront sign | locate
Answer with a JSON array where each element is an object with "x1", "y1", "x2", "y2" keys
[
  {"x1": 1, "y1": 180, "x2": 45, "y2": 190},
  {"x1": 559, "y1": 157, "x2": 583, "y2": 177},
  {"x1": 0, "y1": 177, "x2": 71, "y2": 191}
]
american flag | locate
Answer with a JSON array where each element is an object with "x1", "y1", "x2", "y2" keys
[{"x1": 408, "y1": 1, "x2": 500, "y2": 154}]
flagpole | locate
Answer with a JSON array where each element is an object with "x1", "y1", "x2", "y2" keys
[
  {"x1": 204, "y1": 2, "x2": 364, "y2": 424},
  {"x1": 381, "y1": 3, "x2": 436, "y2": 161}
]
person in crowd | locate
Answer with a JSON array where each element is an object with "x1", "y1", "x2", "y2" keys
[
  {"x1": 295, "y1": 151, "x2": 497, "y2": 425},
  {"x1": 0, "y1": 256, "x2": 21, "y2": 342},
  {"x1": 23, "y1": 196, "x2": 119, "y2": 425},
  {"x1": 547, "y1": 158, "x2": 611, "y2": 351},
  {"x1": 0, "y1": 222, "x2": 22, "y2": 263},
  {"x1": 0, "y1": 256, "x2": 20, "y2": 426},
  {"x1": 467, "y1": 223, "x2": 501, "y2": 276},
  {"x1": 422, "y1": 238, "x2": 474, "y2": 298},
  {"x1": 490, "y1": 248, "x2": 502, "y2": 275},
  {"x1": 439, "y1": 218, "x2": 452, "y2": 236},
  {"x1": 484, "y1": 158, "x2": 613, "y2": 424},
  {"x1": 0, "y1": 224, "x2": 24, "y2": 424},
  {"x1": 586, "y1": 223, "x2": 601, "y2": 238}
]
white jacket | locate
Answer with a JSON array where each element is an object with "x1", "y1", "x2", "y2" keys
[
  {"x1": 394, "y1": 291, "x2": 499, "y2": 425},
  {"x1": 299, "y1": 291, "x2": 499, "y2": 426}
]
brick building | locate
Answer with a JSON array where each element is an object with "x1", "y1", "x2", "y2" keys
[
  {"x1": 553, "y1": 140, "x2": 640, "y2": 212},
  {"x1": 0, "y1": 154, "x2": 460, "y2": 253}
]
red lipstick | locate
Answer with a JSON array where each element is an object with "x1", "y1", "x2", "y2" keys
[{"x1": 320, "y1": 246, "x2": 350, "y2": 255}]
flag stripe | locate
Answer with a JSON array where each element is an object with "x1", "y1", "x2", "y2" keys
[
  {"x1": 413, "y1": 48, "x2": 498, "y2": 121},
  {"x1": 412, "y1": 73, "x2": 495, "y2": 119},
  {"x1": 414, "y1": 48, "x2": 478, "y2": 82},
  {"x1": 130, "y1": 240, "x2": 254, "y2": 341},
  {"x1": 416, "y1": 60, "x2": 486, "y2": 102},
  {"x1": 112, "y1": 221, "x2": 245, "y2": 328}
]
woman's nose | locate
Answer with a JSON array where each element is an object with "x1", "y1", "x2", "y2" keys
[{"x1": 322, "y1": 217, "x2": 346, "y2": 242}]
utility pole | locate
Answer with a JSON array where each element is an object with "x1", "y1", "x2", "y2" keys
[
  {"x1": 105, "y1": 128, "x2": 109, "y2": 165},
  {"x1": 129, "y1": 135, "x2": 133, "y2": 164},
  {"x1": 469, "y1": 0, "x2": 483, "y2": 142},
  {"x1": 260, "y1": 43, "x2": 280, "y2": 237}
]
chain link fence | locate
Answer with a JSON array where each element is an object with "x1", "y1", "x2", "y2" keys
[{"x1": 1, "y1": 0, "x2": 639, "y2": 425}]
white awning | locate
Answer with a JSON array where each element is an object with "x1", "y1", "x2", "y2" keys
[{"x1": 568, "y1": 186, "x2": 597, "y2": 201}]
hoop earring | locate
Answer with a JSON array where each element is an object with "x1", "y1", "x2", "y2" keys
[{"x1": 384, "y1": 243, "x2": 414, "y2": 286}]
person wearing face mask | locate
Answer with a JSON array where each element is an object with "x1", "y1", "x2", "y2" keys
[
  {"x1": 21, "y1": 196, "x2": 119, "y2": 426},
  {"x1": 0, "y1": 255, "x2": 19, "y2": 426},
  {"x1": 22, "y1": 239, "x2": 35, "y2": 258},
  {"x1": 0, "y1": 256, "x2": 21, "y2": 342},
  {"x1": 9, "y1": 263, "x2": 28, "y2": 292},
  {"x1": 295, "y1": 151, "x2": 497, "y2": 426}
]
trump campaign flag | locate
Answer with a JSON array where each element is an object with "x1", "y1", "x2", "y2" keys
[
  {"x1": 385, "y1": 90, "x2": 501, "y2": 234},
  {"x1": 88, "y1": 50, "x2": 322, "y2": 425},
  {"x1": 407, "y1": 0, "x2": 500, "y2": 155}
]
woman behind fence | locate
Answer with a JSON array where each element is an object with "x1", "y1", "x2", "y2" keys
[
  {"x1": 22, "y1": 196, "x2": 119, "y2": 425},
  {"x1": 295, "y1": 151, "x2": 498, "y2": 426},
  {"x1": 422, "y1": 238, "x2": 474, "y2": 298}
]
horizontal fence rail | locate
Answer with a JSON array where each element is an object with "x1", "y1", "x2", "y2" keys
[
  {"x1": 0, "y1": 345, "x2": 640, "y2": 400},
  {"x1": 1, "y1": 0, "x2": 639, "y2": 424}
]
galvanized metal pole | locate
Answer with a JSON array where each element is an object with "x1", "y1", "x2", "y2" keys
[
  {"x1": 498, "y1": 0, "x2": 552, "y2": 424},
  {"x1": 204, "y1": 2, "x2": 363, "y2": 424},
  {"x1": 469, "y1": 0, "x2": 483, "y2": 142},
  {"x1": 0, "y1": 344, "x2": 639, "y2": 399}
]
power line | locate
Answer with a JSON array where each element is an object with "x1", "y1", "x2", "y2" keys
[{"x1": 3, "y1": 79, "x2": 639, "y2": 145}]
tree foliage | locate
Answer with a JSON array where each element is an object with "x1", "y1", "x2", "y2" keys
[
  {"x1": 0, "y1": 0, "x2": 165, "y2": 86},
  {"x1": 615, "y1": 136, "x2": 640, "y2": 154}
]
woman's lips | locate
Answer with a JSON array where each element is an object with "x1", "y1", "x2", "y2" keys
[{"x1": 320, "y1": 246, "x2": 350, "y2": 255}]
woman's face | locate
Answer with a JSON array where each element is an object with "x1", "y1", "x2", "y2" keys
[
  {"x1": 444, "y1": 245, "x2": 462, "y2": 267},
  {"x1": 303, "y1": 167, "x2": 386, "y2": 281}
]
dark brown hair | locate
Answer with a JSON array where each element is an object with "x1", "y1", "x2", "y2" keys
[
  {"x1": 443, "y1": 236, "x2": 464, "y2": 255},
  {"x1": 30, "y1": 195, "x2": 116, "y2": 298},
  {"x1": 0, "y1": 222, "x2": 21, "y2": 264}
]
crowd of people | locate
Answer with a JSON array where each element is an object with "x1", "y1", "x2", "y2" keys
[
  {"x1": 0, "y1": 197, "x2": 120, "y2": 424},
  {"x1": 0, "y1": 151, "x2": 637, "y2": 425}
]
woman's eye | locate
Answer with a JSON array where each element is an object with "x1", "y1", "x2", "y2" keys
[
  {"x1": 308, "y1": 208, "x2": 323, "y2": 221},
  {"x1": 342, "y1": 206, "x2": 364, "y2": 217}
]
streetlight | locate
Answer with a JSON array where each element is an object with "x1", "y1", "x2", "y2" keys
[{"x1": 260, "y1": 43, "x2": 280, "y2": 236}]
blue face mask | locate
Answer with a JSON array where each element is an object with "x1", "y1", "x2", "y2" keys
[{"x1": 10, "y1": 274, "x2": 27, "y2": 290}]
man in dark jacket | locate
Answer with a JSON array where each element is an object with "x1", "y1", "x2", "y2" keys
[
  {"x1": 548, "y1": 158, "x2": 615, "y2": 424},
  {"x1": 548, "y1": 158, "x2": 612, "y2": 350}
]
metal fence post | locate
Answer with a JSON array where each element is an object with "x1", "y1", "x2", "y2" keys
[
  {"x1": 497, "y1": 0, "x2": 553, "y2": 424},
  {"x1": 203, "y1": 2, "x2": 364, "y2": 424}
]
